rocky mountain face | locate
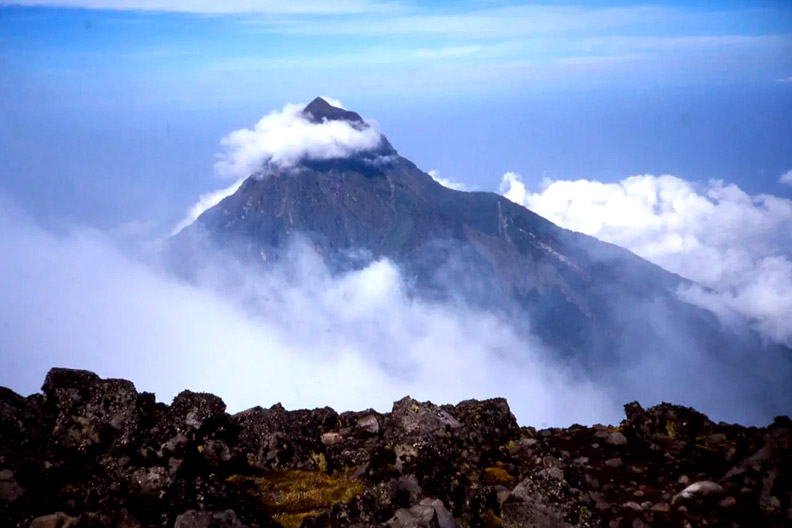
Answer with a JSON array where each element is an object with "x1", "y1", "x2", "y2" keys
[{"x1": 1, "y1": 369, "x2": 791, "y2": 528}]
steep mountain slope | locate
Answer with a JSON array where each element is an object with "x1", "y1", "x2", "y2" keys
[{"x1": 172, "y1": 98, "x2": 791, "y2": 415}]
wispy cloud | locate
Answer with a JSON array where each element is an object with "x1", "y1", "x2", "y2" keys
[
  {"x1": 6, "y1": 0, "x2": 401, "y2": 15},
  {"x1": 781, "y1": 169, "x2": 792, "y2": 187},
  {"x1": 243, "y1": 4, "x2": 687, "y2": 39},
  {"x1": 5, "y1": 1, "x2": 790, "y2": 95},
  {"x1": 428, "y1": 170, "x2": 468, "y2": 191},
  {"x1": 777, "y1": 76, "x2": 792, "y2": 83}
]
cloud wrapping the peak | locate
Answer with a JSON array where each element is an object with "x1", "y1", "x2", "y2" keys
[
  {"x1": 214, "y1": 103, "x2": 383, "y2": 180},
  {"x1": 0, "y1": 199, "x2": 620, "y2": 427},
  {"x1": 500, "y1": 172, "x2": 792, "y2": 346},
  {"x1": 173, "y1": 101, "x2": 382, "y2": 233}
]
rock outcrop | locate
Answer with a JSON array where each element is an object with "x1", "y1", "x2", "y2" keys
[{"x1": 1, "y1": 369, "x2": 790, "y2": 528}]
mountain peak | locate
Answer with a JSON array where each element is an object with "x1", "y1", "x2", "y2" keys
[{"x1": 302, "y1": 97, "x2": 364, "y2": 125}]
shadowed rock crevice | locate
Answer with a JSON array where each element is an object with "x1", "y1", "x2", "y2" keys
[{"x1": 0, "y1": 369, "x2": 790, "y2": 527}]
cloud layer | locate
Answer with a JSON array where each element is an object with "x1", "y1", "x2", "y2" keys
[
  {"x1": 0, "y1": 197, "x2": 622, "y2": 428},
  {"x1": 501, "y1": 172, "x2": 792, "y2": 346},
  {"x1": 3, "y1": 186, "x2": 788, "y2": 426}
]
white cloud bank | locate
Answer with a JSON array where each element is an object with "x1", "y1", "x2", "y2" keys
[
  {"x1": 500, "y1": 172, "x2": 792, "y2": 346},
  {"x1": 0, "y1": 197, "x2": 620, "y2": 428},
  {"x1": 173, "y1": 100, "x2": 382, "y2": 234}
]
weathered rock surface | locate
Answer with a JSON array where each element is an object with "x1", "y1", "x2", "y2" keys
[{"x1": 1, "y1": 369, "x2": 790, "y2": 528}]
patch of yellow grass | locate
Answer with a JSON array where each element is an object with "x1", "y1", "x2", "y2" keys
[
  {"x1": 227, "y1": 470, "x2": 364, "y2": 528},
  {"x1": 482, "y1": 466, "x2": 512, "y2": 484}
]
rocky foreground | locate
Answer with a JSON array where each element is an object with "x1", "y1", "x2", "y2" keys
[{"x1": 0, "y1": 370, "x2": 790, "y2": 528}]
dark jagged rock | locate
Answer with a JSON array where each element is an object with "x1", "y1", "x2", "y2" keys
[{"x1": 1, "y1": 369, "x2": 791, "y2": 528}]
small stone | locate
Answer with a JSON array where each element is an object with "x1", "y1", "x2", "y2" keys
[
  {"x1": 672, "y1": 481, "x2": 725, "y2": 503},
  {"x1": 538, "y1": 466, "x2": 564, "y2": 481},
  {"x1": 174, "y1": 510, "x2": 247, "y2": 528},
  {"x1": 633, "y1": 490, "x2": 644, "y2": 497},
  {"x1": 357, "y1": 415, "x2": 380, "y2": 434},
  {"x1": 650, "y1": 502, "x2": 671, "y2": 513},
  {"x1": 632, "y1": 519, "x2": 650, "y2": 528},
  {"x1": 0, "y1": 469, "x2": 13, "y2": 480},
  {"x1": 760, "y1": 494, "x2": 781, "y2": 515},
  {"x1": 542, "y1": 455, "x2": 560, "y2": 468},
  {"x1": 131, "y1": 466, "x2": 169, "y2": 493},
  {"x1": 719, "y1": 496, "x2": 737, "y2": 509},
  {"x1": 29, "y1": 513, "x2": 77, "y2": 528},
  {"x1": 623, "y1": 501, "x2": 643, "y2": 512},
  {"x1": 606, "y1": 432, "x2": 627, "y2": 446},
  {"x1": 594, "y1": 429, "x2": 609, "y2": 440},
  {"x1": 0, "y1": 476, "x2": 23, "y2": 503},
  {"x1": 321, "y1": 432, "x2": 343, "y2": 446},
  {"x1": 605, "y1": 457, "x2": 623, "y2": 468},
  {"x1": 589, "y1": 491, "x2": 611, "y2": 510},
  {"x1": 678, "y1": 475, "x2": 690, "y2": 485},
  {"x1": 386, "y1": 498, "x2": 461, "y2": 528},
  {"x1": 116, "y1": 509, "x2": 142, "y2": 528}
]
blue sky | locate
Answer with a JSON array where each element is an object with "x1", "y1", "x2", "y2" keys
[{"x1": 1, "y1": 0, "x2": 791, "y2": 229}]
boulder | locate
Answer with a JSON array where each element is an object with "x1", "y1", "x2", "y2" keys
[
  {"x1": 174, "y1": 510, "x2": 248, "y2": 528},
  {"x1": 385, "y1": 498, "x2": 461, "y2": 528}
]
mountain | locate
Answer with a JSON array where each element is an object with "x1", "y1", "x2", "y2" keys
[
  {"x1": 172, "y1": 97, "x2": 791, "y2": 414},
  {"x1": 1, "y1": 368, "x2": 790, "y2": 528}
]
